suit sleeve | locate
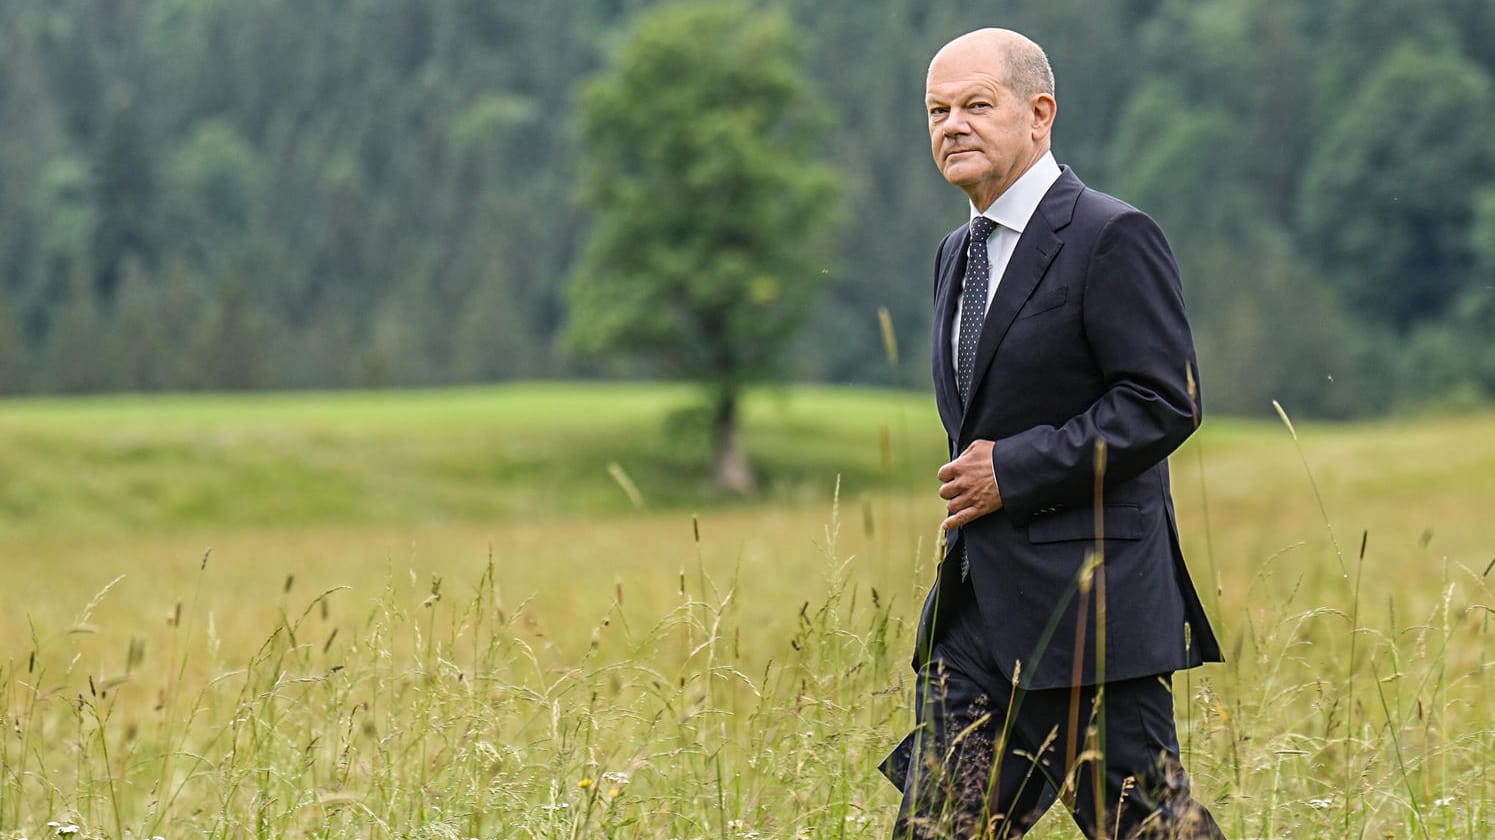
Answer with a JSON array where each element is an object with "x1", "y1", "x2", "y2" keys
[
  {"x1": 932, "y1": 232, "x2": 952, "y2": 305},
  {"x1": 990, "y1": 209, "x2": 1201, "y2": 523},
  {"x1": 932, "y1": 230, "x2": 962, "y2": 459}
]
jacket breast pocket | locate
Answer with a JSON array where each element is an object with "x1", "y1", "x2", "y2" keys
[
  {"x1": 1027, "y1": 504, "x2": 1144, "y2": 543},
  {"x1": 1015, "y1": 285, "x2": 1069, "y2": 320}
]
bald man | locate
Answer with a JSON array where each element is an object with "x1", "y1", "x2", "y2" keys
[{"x1": 879, "y1": 29, "x2": 1226, "y2": 838}]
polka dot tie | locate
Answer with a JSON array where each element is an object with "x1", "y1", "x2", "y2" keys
[
  {"x1": 955, "y1": 216, "x2": 997, "y2": 581},
  {"x1": 956, "y1": 215, "x2": 999, "y2": 405}
]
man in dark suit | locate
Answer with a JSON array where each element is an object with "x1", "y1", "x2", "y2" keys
[{"x1": 881, "y1": 29, "x2": 1226, "y2": 839}]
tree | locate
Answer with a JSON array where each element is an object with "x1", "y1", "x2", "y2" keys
[
  {"x1": 0, "y1": 296, "x2": 29, "y2": 394},
  {"x1": 566, "y1": 1, "x2": 840, "y2": 494},
  {"x1": 1300, "y1": 43, "x2": 1495, "y2": 330},
  {"x1": 164, "y1": 119, "x2": 264, "y2": 270}
]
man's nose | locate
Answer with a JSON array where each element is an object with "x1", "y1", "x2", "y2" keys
[{"x1": 943, "y1": 109, "x2": 971, "y2": 135}]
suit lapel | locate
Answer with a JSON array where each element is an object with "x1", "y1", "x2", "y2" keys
[
  {"x1": 958, "y1": 169, "x2": 1081, "y2": 435},
  {"x1": 932, "y1": 226, "x2": 968, "y2": 437}
]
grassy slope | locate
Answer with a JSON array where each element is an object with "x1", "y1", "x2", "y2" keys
[
  {"x1": 0, "y1": 383, "x2": 943, "y2": 536},
  {"x1": 4, "y1": 382, "x2": 1492, "y2": 579},
  {"x1": 1, "y1": 384, "x2": 1492, "y2": 837},
  {"x1": 4, "y1": 382, "x2": 1493, "y2": 670}
]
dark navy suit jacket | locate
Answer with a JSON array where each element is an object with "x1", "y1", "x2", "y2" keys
[{"x1": 915, "y1": 166, "x2": 1222, "y2": 691}]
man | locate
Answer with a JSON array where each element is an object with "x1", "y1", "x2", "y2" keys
[{"x1": 880, "y1": 29, "x2": 1226, "y2": 839}]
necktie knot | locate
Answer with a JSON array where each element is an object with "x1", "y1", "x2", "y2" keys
[{"x1": 970, "y1": 215, "x2": 998, "y2": 242}]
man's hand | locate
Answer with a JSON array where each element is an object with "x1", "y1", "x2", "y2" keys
[{"x1": 938, "y1": 439, "x2": 1002, "y2": 531}]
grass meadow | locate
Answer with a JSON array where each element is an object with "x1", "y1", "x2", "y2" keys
[{"x1": 0, "y1": 383, "x2": 1491, "y2": 838}]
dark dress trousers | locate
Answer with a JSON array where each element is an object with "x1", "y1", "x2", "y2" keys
[{"x1": 884, "y1": 167, "x2": 1225, "y2": 838}]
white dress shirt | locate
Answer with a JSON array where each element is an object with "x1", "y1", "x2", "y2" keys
[{"x1": 951, "y1": 151, "x2": 1063, "y2": 362}]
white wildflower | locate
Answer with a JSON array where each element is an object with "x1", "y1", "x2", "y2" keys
[{"x1": 1307, "y1": 797, "x2": 1333, "y2": 810}]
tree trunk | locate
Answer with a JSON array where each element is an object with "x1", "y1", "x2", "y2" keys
[{"x1": 710, "y1": 389, "x2": 756, "y2": 495}]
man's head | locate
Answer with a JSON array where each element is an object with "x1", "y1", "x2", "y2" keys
[{"x1": 925, "y1": 29, "x2": 1057, "y2": 211}]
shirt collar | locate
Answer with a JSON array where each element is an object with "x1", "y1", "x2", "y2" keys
[{"x1": 969, "y1": 151, "x2": 1061, "y2": 235}]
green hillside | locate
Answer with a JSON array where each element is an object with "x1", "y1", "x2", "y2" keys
[
  {"x1": 5, "y1": 383, "x2": 1495, "y2": 540},
  {"x1": 0, "y1": 383, "x2": 950, "y2": 537}
]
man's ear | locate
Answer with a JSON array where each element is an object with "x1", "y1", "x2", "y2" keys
[{"x1": 1031, "y1": 94, "x2": 1057, "y2": 140}]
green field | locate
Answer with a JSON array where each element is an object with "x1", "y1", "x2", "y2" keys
[{"x1": 1, "y1": 384, "x2": 1491, "y2": 838}]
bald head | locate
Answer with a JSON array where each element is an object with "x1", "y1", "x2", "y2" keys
[
  {"x1": 928, "y1": 28, "x2": 1054, "y2": 101},
  {"x1": 923, "y1": 28, "x2": 1058, "y2": 209}
]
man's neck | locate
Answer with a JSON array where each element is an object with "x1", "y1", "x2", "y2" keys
[{"x1": 965, "y1": 146, "x2": 1051, "y2": 212}]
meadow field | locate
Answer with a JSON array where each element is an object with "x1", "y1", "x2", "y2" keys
[{"x1": 0, "y1": 384, "x2": 1491, "y2": 838}]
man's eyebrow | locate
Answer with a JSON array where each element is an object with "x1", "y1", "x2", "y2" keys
[{"x1": 926, "y1": 84, "x2": 993, "y2": 102}]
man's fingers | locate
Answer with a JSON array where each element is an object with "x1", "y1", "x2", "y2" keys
[
  {"x1": 940, "y1": 481, "x2": 967, "y2": 511},
  {"x1": 936, "y1": 461, "x2": 957, "y2": 482},
  {"x1": 944, "y1": 498, "x2": 982, "y2": 527},
  {"x1": 941, "y1": 508, "x2": 972, "y2": 531},
  {"x1": 943, "y1": 487, "x2": 998, "y2": 528}
]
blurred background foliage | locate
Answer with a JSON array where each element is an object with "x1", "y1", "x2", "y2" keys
[{"x1": 2, "y1": 0, "x2": 1494, "y2": 418}]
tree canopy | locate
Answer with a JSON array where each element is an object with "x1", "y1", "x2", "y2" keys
[{"x1": 2, "y1": 0, "x2": 1494, "y2": 419}]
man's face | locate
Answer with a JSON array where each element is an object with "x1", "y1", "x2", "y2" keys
[{"x1": 925, "y1": 55, "x2": 1048, "y2": 210}]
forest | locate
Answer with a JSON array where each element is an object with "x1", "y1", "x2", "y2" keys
[{"x1": 2, "y1": 0, "x2": 1494, "y2": 418}]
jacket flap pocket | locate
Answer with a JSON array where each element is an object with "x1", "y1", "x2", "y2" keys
[
  {"x1": 1016, "y1": 285, "x2": 1068, "y2": 319},
  {"x1": 1027, "y1": 504, "x2": 1144, "y2": 543}
]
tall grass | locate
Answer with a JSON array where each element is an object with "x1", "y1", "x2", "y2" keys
[
  {"x1": 3, "y1": 503, "x2": 1490, "y2": 835},
  {"x1": 1, "y1": 492, "x2": 923, "y2": 837}
]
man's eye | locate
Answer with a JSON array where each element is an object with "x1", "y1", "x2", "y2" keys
[
  {"x1": 929, "y1": 107, "x2": 947, "y2": 116},
  {"x1": 970, "y1": 102, "x2": 990, "y2": 111}
]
